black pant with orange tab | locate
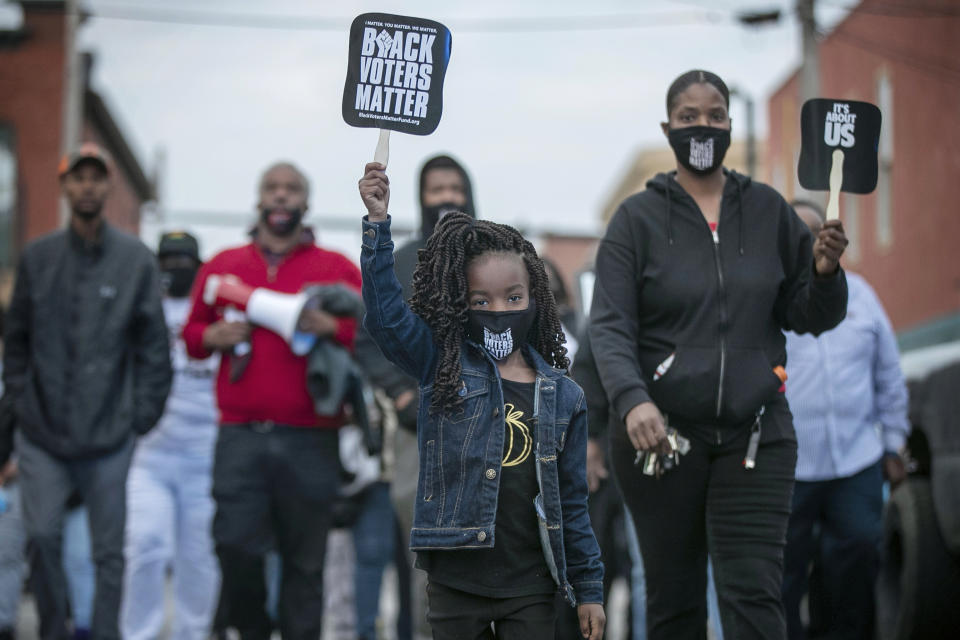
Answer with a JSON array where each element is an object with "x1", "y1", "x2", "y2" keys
[{"x1": 611, "y1": 403, "x2": 798, "y2": 640}]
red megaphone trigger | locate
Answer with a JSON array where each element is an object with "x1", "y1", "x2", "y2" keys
[{"x1": 203, "y1": 275, "x2": 255, "y2": 310}]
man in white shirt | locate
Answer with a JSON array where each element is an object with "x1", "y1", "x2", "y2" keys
[
  {"x1": 781, "y1": 201, "x2": 910, "y2": 640},
  {"x1": 121, "y1": 232, "x2": 221, "y2": 639}
]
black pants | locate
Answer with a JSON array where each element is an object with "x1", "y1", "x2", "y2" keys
[
  {"x1": 394, "y1": 515, "x2": 414, "y2": 640},
  {"x1": 426, "y1": 581, "x2": 556, "y2": 640},
  {"x1": 16, "y1": 432, "x2": 134, "y2": 640},
  {"x1": 212, "y1": 424, "x2": 339, "y2": 640},
  {"x1": 611, "y1": 409, "x2": 798, "y2": 640},
  {"x1": 782, "y1": 461, "x2": 883, "y2": 640}
]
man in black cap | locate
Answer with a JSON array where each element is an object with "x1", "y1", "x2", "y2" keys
[
  {"x1": 2, "y1": 143, "x2": 172, "y2": 639},
  {"x1": 121, "y1": 231, "x2": 221, "y2": 639}
]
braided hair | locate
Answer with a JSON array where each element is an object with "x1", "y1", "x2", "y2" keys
[{"x1": 409, "y1": 212, "x2": 569, "y2": 413}]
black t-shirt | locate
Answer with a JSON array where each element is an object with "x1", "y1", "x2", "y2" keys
[{"x1": 417, "y1": 378, "x2": 556, "y2": 597}]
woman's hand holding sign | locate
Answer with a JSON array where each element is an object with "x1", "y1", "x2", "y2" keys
[
  {"x1": 798, "y1": 97, "x2": 877, "y2": 275},
  {"x1": 813, "y1": 219, "x2": 849, "y2": 276},
  {"x1": 359, "y1": 162, "x2": 390, "y2": 222}
]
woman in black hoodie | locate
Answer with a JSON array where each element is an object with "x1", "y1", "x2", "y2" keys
[{"x1": 589, "y1": 70, "x2": 849, "y2": 639}]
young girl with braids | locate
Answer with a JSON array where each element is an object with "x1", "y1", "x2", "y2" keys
[{"x1": 359, "y1": 163, "x2": 605, "y2": 640}]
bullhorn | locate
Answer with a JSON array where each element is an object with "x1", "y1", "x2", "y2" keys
[{"x1": 203, "y1": 275, "x2": 318, "y2": 355}]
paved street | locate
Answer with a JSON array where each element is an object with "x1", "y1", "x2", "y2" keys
[{"x1": 15, "y1": 530, "x2": 632, "y2": 640}]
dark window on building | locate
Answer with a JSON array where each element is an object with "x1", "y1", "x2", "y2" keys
[
  {"x1": 0, "y1": 125, "x2": 17, "y2": 268},
  {"x1": 876, "y1": 70, "x2": 894, "y2": 249}
]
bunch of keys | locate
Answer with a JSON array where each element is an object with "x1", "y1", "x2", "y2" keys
[{"x1": 636, "y1": 426, "x2": 691, "y2": 478}]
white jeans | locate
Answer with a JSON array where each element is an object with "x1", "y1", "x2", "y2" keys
[{"x1": 121, "y1": 444, "x2": 220, "y2": 640}]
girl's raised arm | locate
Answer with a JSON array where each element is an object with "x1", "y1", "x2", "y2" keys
[{"x1": 359, "y1": 163, "x2": 436, "y2": 385}]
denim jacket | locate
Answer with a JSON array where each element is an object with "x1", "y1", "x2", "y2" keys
[{"x1": 360, "y1": 216, "x2": 603, "y2": 606}]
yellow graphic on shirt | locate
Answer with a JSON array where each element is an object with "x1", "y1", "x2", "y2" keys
[{"x1": 502, "y1": 403, "x2": 532, "y2": 467}]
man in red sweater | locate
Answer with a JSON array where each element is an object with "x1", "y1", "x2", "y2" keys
[{"x1": 183, "y1": 162, "x2": 361, "y2": 639}]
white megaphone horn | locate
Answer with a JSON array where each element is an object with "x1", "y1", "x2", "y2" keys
[{"x1": 203, "y1": 275, "x2": 317, "y2": 355}]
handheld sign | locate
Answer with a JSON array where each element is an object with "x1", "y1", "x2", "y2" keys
[
  {"x1": 342, "y1": 13, "x2": 452, "y2": 166},
  {"x1": 798, "y1": 98, "x2": 882, "y2": 220}
]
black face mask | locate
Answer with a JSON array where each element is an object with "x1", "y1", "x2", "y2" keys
[
  {"x1": 667, "y1": 125, "x2": 731, "y2": 175},
  {"x1": 260, "y1": 207, "x2": 304, "y2": 237},
  {"x1": 466, "y1": 299, "x2": 537, "y2": 361},
  {"x1": 421, "y1": 202, "x2": 463, "y2": 238},
  {"x1": 73, "y1": 206, "x2": 102, "y2": 221},
  {"x1": 161, "y1": 266, "x2": 197, "y2": 298}
]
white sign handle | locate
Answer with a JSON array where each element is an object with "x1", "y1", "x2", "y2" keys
[
  {"x1": 374, "y1": 129, "x2": 390, "y2": 167},
  {"x1": 825, "y1": 148, "x2": 844, "y2": 221}
]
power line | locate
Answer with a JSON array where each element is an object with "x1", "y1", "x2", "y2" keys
[
  {"x1": 431, "y1": 11, "x2": 729, "y2": 33},
  {"x1": 88, "y1": 4, "x2": 347, "y2": 31},
  {"x1": 87, "y1": 4, "x2": 729, "y2": 33},
  {"x1": 153, "y1": 210, "x2": 596, "y2": 237},
  {"x1": 154, "y1": 209, "x2": 414, "y2": 233},
  {"x1": 818, "y1": 0, "x2": 960, "y2": 18}
]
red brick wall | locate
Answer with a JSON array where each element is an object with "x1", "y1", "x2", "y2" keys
[
  {"x1": 539, "y1": 236, "x2": 600, "y2": 311},
  {"x1": 0, "y1": 6, "x2": 66, "y2": 245},
  {"x1": 0, "y1": 5, "x2": 144, "y2": 251},
  {"x1": 766, "y1": 0, "x2": 960, "y2": 332}
]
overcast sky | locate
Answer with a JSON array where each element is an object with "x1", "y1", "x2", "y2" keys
[{"x1": 9, "y1": 0, "x2": 850, "y2": 256}]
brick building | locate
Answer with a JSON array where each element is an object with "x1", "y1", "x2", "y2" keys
[
  {"x1": 766, "y1": 0, "x2": 960, "y2": 350},
  {"x1": 537, "y1": 233, "x2": 600, "y2": 318},
  {"x1": 0, "y1": 0, "x2": 152, "y2": 288}
]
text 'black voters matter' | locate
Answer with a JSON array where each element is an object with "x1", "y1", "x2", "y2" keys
[{"x1": 342, "y1": 13, "x2": 452, "y2": 136}]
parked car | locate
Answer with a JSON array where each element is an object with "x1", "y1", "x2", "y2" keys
[{"x1": 877, "y1": 341, "x2": 960, "y2": 640}]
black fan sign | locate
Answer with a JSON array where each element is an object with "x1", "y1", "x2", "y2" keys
[
  {"x1": 342, "y1": 13, "x2": 451, "y2": 166},
  {"x1": 798, "y1": 98, "x2": 882, "y2": 219}
]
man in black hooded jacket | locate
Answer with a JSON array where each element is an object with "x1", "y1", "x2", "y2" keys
[
  {"x1": 2, "y1": 144, "x2": 172, "y2": 639},
  {"x1": 356, "y1": 154, "x2": 476, "y2": 640}
]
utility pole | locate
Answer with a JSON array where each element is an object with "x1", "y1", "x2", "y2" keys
[
  {"x1": 798, "y1": 0, "x2": 820, "y2": 102},
  {"x1": 730, "y1": 87, "x2": 757, "y2": 178},
  {"x1": 60, "y1": 0, "x2": 83, "y2": 224},
  {"x1": 797, "y1": 0, "x2": 823, "y2": 202},
  {"x1": 141, "y1": 146, "x2": 166, "y2": 231}
]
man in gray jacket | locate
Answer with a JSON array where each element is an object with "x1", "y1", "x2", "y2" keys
[{"x1": 1, "y1": 143, "x2": 172, "y2": 639}]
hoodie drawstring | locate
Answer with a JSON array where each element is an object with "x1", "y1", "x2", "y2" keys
[
  {"x1": 665, "y1": 176, "x2": 674, "y2": 246},
  {"x1": 736, "y1": 176, "x2": 745, "y2": 256},
  {"x1": 663, "y1": 171, "x2": 745, "y2": 253}
]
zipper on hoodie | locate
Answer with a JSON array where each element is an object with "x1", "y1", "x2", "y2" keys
[
  {"x1": 672, "y1": 176, "x2": 731, "y2": 425},
  {"x1": 710, "y1": 226, "x2": 728, "y2": 420}
]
